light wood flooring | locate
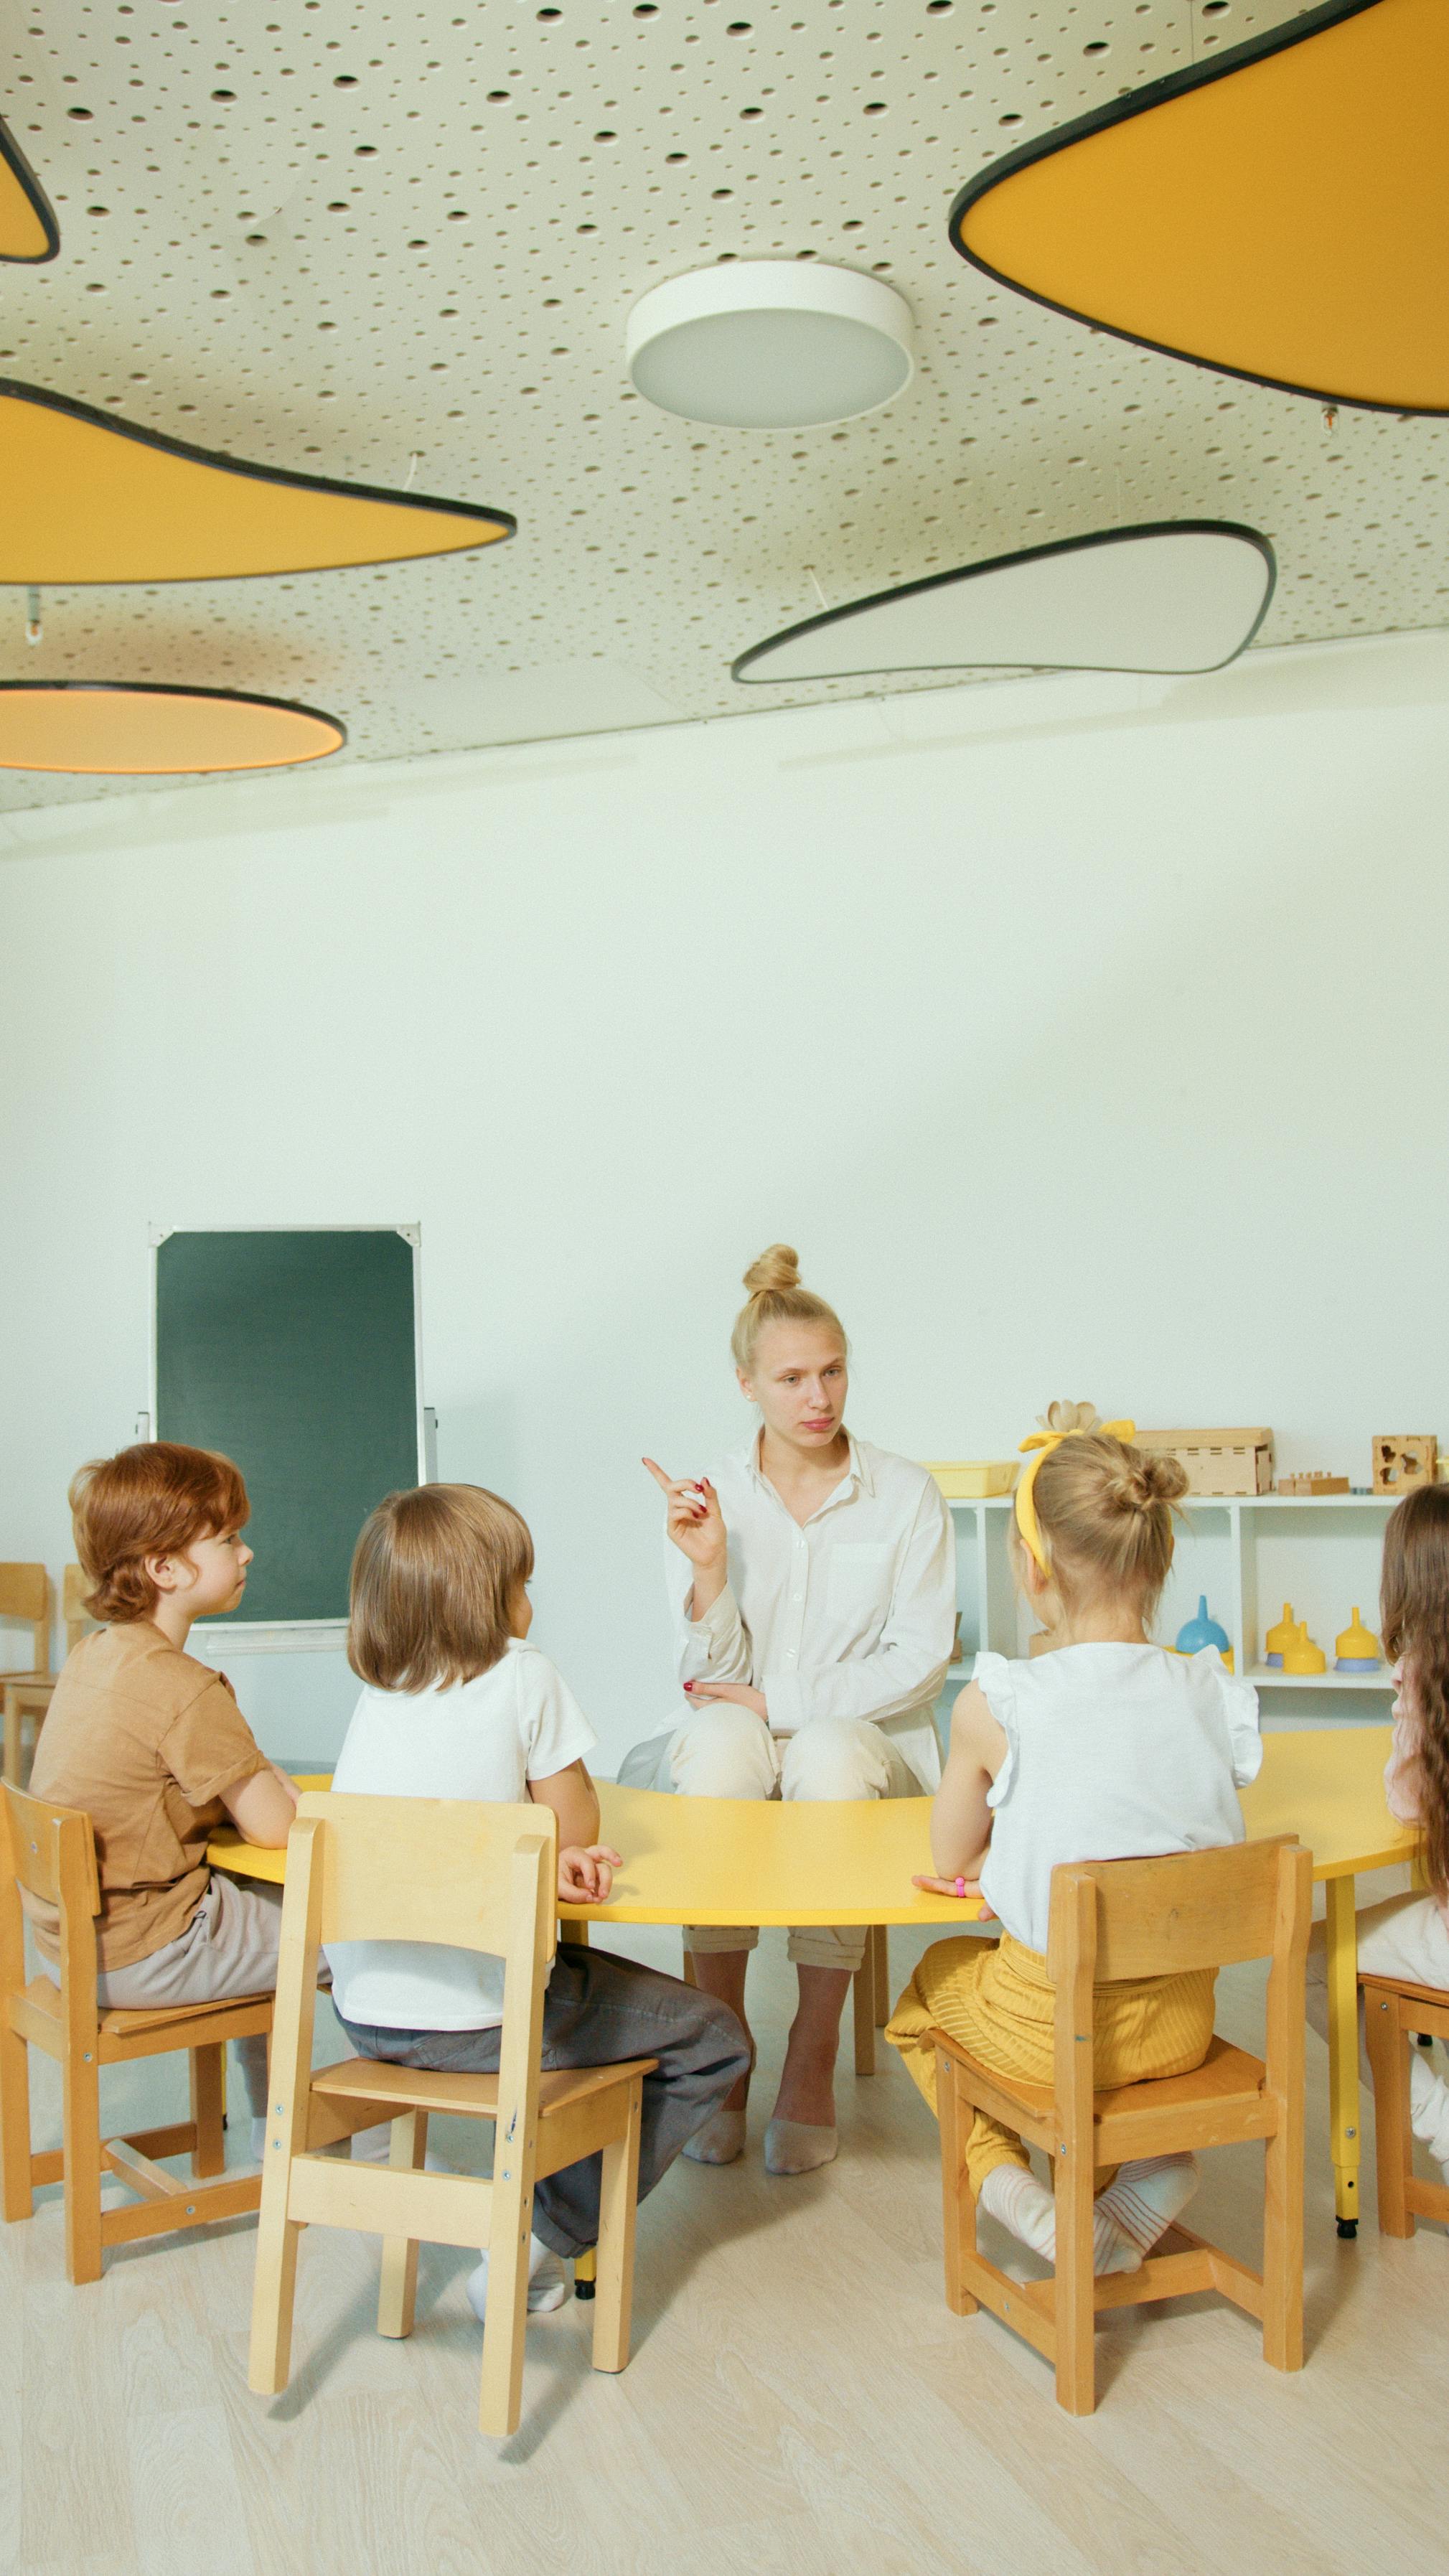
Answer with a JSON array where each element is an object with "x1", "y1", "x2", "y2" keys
[{"x1": 5, "y1": 1907, "x2": 1446, "y2": 2576}]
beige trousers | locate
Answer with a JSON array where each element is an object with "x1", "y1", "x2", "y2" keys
[
  {"x1": 58, "y1": 1871, "x2": 284, "y2": 2118},
  {"x1": 643, "y1": 1705, "x2": 924, "y2": 1975}
]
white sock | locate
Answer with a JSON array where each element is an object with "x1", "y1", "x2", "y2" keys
[
  {"x1": 1409, "y1": 2052, "x2": 1449, "y2": 2171},
  {"x1": 977, "y1": 2163, "x2": 1141, "y2": 2275},
  {"x1": 466, "y1": 2233, "x2": 568, "y2": 2322},
  {"x1": 249, "y1": 2114, "x2": 268, "y2": 2161},
  {"x1": 1095, "y1": 2153, "x2": 1201, "y2": 2256}
]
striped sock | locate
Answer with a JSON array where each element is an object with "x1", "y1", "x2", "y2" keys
[
  {"x1": 978, "y1": 2163, "x2": 1141, "y2": 2275},
  {"x1": 1094, "y1": 2153, "x2": 1199, "y2": 2255}
]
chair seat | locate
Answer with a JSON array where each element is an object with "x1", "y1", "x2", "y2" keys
[
  {"x1": 1361, "y1": 1971, "x2": 1449, "y2": 2012},
  {"x1": 0, "y1": 1669, "x2": 49, "y2": 1691},
  {"x1": 310, "y1": 2052, "x2": 658, "y2": 2123},
  {"x1": 937, "y1": 2028, "x2": 1270, "y2": 2155},
  {"x1": 14, "y1": 1972, "x2": 273, "y2": 2052}
]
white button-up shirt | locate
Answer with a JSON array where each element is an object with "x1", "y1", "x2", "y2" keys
[{"x1": 669, "y1": 1432, "x2": 955, "y2": 1790}]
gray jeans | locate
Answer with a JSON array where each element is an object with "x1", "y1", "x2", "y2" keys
[{"x1": 340, "y1": 1942, "x2": 750, "y2": 2259}]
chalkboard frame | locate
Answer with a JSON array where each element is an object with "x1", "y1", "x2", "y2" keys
[{"x1": 147, "y1": 1222, "x2": 429, "y2": 1652}]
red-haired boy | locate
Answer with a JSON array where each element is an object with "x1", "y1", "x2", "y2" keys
[{"x1": 27, "y1": 1443, "x2": 299, "y2": 2140}]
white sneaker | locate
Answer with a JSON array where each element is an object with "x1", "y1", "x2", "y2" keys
[{"x1": 466, "y1": 2234, "x2": 568, "y2": 2322}]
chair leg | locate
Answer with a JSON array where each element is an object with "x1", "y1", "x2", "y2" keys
[
  {"x1": 61, "y1": 2040, "x2": 103, "y2": 2285},
  {"x1": 853, "y1": 1952, "x2": 876, "y2": 2076},
  {"x1": 1364, "y1": 1989, "x2": 1413, "y2": 2239},
  {"x1": 1262, "y1": 2099, "x2": 1305, "y2": 2371},
  {"x1": 1, "y1": 2015, "x2": 32, "y2": 2221},
  {"x1": 1053, "y1": 2148, "x2": 1097, "y2": 2416},
  {"x1": 872, "y1": 1925, "x2": 890, "y2": 2028},
  {"x1": 591, "y1": 2074, "x2": 643, "y2": 2376},
  {"x1": 248, "y1": 2146, "x2": 304, "y2": 2394},
  {"x1": 936, "y1": 2053, "x2": 977, "y2": 2318},
  {"x1": 680, "y1": 1944, "x2": 697, "y2": 1989},
  {"x1": 377, "y1": 2109, "x2": 428, "y2": 2340},
  {"x1": 189, "y1": 2044, "x2": 226, "y2": 2180}
]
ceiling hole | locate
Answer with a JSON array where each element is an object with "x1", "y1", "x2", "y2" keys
[
  {"x1": 87, "y1": 203, "x2": 109, "y2": 216},
  {"x1": 67, "y1": 106, "x2": 93, "y2": 120},
  {"x1": 999, "y1": 111, "x2": 1023, "y2": 125},
  {"x1": 211, "y1": 88, "x2": 235, "y2": 100},
  {"x1": 1084, "y1": 39, "x2": 1108, "y2": 54},
  {"x1": 863, "y1": 99, "x2": 886, "y2": 113},
  {"x1": 334, "y1": 72, "x2": 358, "y2": 85}
]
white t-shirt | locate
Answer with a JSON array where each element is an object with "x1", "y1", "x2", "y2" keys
[
  {"x1": 324, "y1": 1637, "x2": 596, "y2": 2032},
  {"x1": 975, "y1": 1643, "x2": 1262, "y2": 1955}
]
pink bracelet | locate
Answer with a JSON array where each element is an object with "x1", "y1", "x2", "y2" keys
[{"x1": 955, "y1": 1876, "x2": 966, "y2": 1899}]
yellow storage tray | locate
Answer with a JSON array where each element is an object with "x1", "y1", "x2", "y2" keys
[{"x1": 922, "y1": 1460, "x2": 1018, "y2": 1499}]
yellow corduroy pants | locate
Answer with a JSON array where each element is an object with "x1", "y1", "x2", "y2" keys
[{"x1": 886, "y1": 1932, "x2": 1216, "y2": 2197}]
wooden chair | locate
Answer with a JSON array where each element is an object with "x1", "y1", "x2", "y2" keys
[
  {"x1": 1, "y1": 1782, "x2": 271, "y2": 2282},
  {"x1": 1361, "y1": 1971, "x2": 1449, "y2": 2237},
  {"x1": 0, "y1": 1565, "x2": 50, "y2": 1784},
  {"x1": 4, "y1": 1566, "x2": 93, "y2": 1787},
  {"x1": 932, "y1": 1835, "x2": 1311, "y2": 2415},
  {"x1": 248, "y1": 1792, "x2": 656, "y2": 2440}
]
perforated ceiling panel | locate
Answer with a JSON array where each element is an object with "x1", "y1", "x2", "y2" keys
[{"x1": 1, "y1": 0, "x2": 1445, "y2": 810}]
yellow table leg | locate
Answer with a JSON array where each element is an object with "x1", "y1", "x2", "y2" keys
[
  {"x1": 1324, "y1": 1875, "x2": 1361, "y2": 2237},
  {"x1": 575, "y1": 2245, "x2": 596, "y2": 2302}
]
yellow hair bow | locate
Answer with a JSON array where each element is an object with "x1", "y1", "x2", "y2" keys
[{"x1": 1014, "y1": 1405, "x2": 1137, "y2": 1575}]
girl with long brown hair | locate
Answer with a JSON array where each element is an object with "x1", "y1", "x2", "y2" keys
[{"x1": 1305, "y1": 1482, "x2": 1449, "y2": 2174}]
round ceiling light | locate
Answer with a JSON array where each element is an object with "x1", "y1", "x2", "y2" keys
[{"x1": 626, "y1": 260, "x2": 916, "y2": 428}]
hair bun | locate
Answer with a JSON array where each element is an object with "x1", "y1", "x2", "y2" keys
[
  {"x1": 744, "y1": 1242, "x2": 801, "y2": 1299},
  {"x1": 1135, "y1": 1450, "x2": 1190, "y2": 1508}
]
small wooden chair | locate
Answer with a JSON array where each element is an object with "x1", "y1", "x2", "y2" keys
[
  {"x1": 4, "y1": 1566, "x2": 93, "y2": 1787},
  {"x1": 932, "y1": 1835, "x2": 1311, "y2": 2415},
  {"x1": 1361, "y1": 1971, "x2": 1449, "y2": 2237},
  {"x1": 1, "y1": 1565, "x2": 50, "y2": 1784},
  {"x1": 1, "y1": 1782, "x2": 271, "y2": 2281},
  {"x1": 248, "y1": 1792, "x2": 656, "y2": 2440}
]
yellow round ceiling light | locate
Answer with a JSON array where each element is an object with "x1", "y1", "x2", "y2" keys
[
  {"x1": 0, "y1": 115, "x2": 57, "y2": 262},
  {"x1": 0, "y1": 683, "x2": 346, "y2": 775},
  {"x1": 0, "y1": 381, "x2": 514, "y2": 582},
  {"x1": 950, "y1": 0, "x2": 1449, "y2": 414}
]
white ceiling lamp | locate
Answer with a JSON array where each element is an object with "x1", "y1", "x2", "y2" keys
[{"x1": 626, "y1": 261, "x2": 916, "y2": 429}]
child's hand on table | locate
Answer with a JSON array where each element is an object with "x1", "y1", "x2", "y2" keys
[
  {"x1": 558, "y1": 1845, "x2": 622, "y2": 1903},
  {"x1": 913, "y1": 1874, "x2": 996, "y2": 1917}
]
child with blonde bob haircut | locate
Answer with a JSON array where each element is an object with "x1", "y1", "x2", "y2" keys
[
  {"x1": 329, "y1": 1484, "x2": 750, "y2": 2322},
  {"x1": 886, "y1": 1406, "x2": 1262, "y2": 2275}
]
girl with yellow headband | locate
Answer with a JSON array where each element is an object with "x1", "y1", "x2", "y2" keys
[{"x1": 885, "y1": 1405, "x2": 1263, "y2": 2275}]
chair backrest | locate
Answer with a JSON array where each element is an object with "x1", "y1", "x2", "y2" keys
[
  {"x1": 1046, "y1": 1835, "x2": 1302, "y2": 1986},
  {"x1": 62, "y1": 1564, "x2": 95, "y2": 1657},
  {"x1": 1, "y1": 1781, "x2": 102, "y2": 2028},
  {"x1": 295, "y1": 1791, "x2": 558, "y2": 1958},
  {"x1": 0, "y1": 1563, "x2": 50, "y2": 1675}
]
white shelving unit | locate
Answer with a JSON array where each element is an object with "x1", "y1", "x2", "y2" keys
[{"x1": 942, "y1": 1490, "x2": 1400, "y2": 1727}]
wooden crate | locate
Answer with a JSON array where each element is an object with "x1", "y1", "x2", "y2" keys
[{"x1": 1135, "y1": 1428, "x2": 1275, "y2": 1499}]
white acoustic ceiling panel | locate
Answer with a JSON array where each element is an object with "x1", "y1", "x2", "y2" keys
[{"x1": 733, "y1": 522, "x2": 1275, "y2": 682}]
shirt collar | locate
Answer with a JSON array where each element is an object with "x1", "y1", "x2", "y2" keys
[{"x1": 738, "y1": 1427, "x2": 869, "y2": 1508}]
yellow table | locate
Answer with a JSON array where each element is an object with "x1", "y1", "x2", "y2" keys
[{"x1": 210, "y1": 1727, "x2": 1415, "y2": 2236}]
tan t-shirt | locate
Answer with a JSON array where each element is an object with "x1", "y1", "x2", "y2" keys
[{"x1": 25, "y1": 1621, "x2": 269, "y2": 1970}]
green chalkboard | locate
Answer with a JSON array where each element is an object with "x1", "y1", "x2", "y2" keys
[{"x1": 155, "y1": 1229, "x2": 421, "y2": 1625}]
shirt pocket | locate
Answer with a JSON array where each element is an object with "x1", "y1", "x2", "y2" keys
[{"x1": 824, "y1": 1542, "x2": 893, "y2": 1624}]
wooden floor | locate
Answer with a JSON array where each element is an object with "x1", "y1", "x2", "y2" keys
[{"x1": 5, "y1": 1908, "x2": 1446, "y2": 2576}]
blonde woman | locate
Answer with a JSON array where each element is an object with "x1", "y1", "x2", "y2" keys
[{"x1": 629, "y1": 1246, "x2": 955, "y2": 2175}]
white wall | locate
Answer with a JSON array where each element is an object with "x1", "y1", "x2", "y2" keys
[{"x1": 4, "y1": 630, "x2": 1448, "y2": 1767}]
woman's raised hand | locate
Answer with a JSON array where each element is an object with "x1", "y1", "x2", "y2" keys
[{"x1": 642, "y1": 1457, "x2": 728, "y2": 1572}]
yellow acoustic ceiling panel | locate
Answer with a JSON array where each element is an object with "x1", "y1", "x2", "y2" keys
[
  {"x1": 950, "y1": 0, "x2": 1449, "y2": 416},
  {"x1": 0, "y1": 684, "x2": 345, "y2": 774},
  {"x1": 0, "y1": 382, "x2": 514, "y2": 581},
  {"x1": 0, "y1": 115, "x2": 57, "y2": 261}
]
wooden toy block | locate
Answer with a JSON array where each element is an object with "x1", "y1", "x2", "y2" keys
[
  {"x1": 1277, "y1": 1474, "x2": 1350, "y2": 1497},
  {"x1": 1372, "y1": 1436, "x2": 1437, "y2": 1496},
  {"x1": 1134, "y1": 1428, "x2": 1275, "y2": 1498}
]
